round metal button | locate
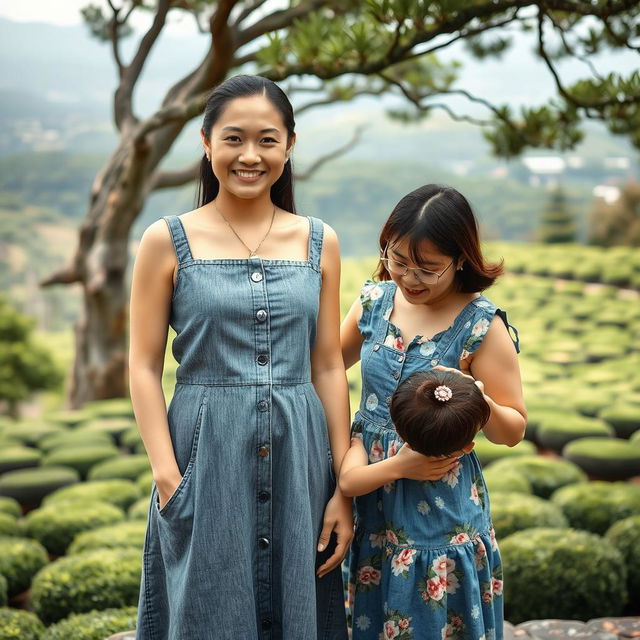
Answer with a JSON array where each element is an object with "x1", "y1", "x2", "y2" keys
[
  {"x1": 392, "y1": 370, "x2": 400, "y2": 380},
  {"x1": 261, "y1": 619, "x2": 272, "y2": 631},
  {"x1": 258, "y1": 445, "x2": 269, "y2": 457},
  {"x1": 398, "y1": 354, "x2": 405, "y2": 363},
  {"x1": 431, "y1": 359, "x2": 438, "y2": 366},
  {"x1": 258, "y1": 537, "x2": 270, "y2": 549},
  {"x1": 385, "y1": 396, "x2": 392, "y2": 406},
  {"x1": 373, "y1": 344, "x2": 380, "y2": 351},
  {"x1": 251, "y1": 272, "x2": 263, "y2": 282},
  {"x1": 256, "y1": 309, "x2": 267, "y2": 322},
  {"x1": 257, "y1": 400, "x2": 269, "y2": 412},
  {"x1": 257, "y1": 354, "x2": 269, "y2": 366},
  {"x1": 258, "y1": 491, "x2": 270, "y2": 503}
]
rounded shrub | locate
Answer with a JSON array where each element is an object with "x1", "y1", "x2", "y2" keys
[
  {"x1": 482, "y1": 467, "x2": 531, "y2": 495},
  {"x1": 41, "y1": 606, "x2": 138, "y2": 640},
  {"x1": 25, "y1": 502, "x2": 125, "y2": 556},
  {"x1": 631, "y1": 429, "x2": 640, "y2": 446},
  {"x1": 0, "y1": 497, "x2": 20, "y2": 518},
  {"x1": 563, "y1": 437, "x2": 640, "y2": 480},
  {"x1": 0, "y1": 466, "x2": 80, "y2": 505},
  {"x1": 0, "y1": 575, "x2": 6, "y2": 607},
  {"x1": 42, "y1": 445, "x2": 119, "y2": 480},
  {"x1": 30, "y1": 548, "x2": 142, "y2": 624},
  {"x1": 38, "y1": 430, "x2": 113, "y2": 454},
  {"x1": 489, "y1": 491, "x2": 567, "y2": 539},
  {"x1": 486, "y1": 455, "x2": 587, "y2": 499},
  {"x1": 136, "y1": 471, "x2": 153, "y2": 495},
  {"x1": 121, "y1": 427, "x2": 142, "y2": 453},
  {"x1": 567, "y1": 391, "x2": 611, "y2": 417},
  {"x1": 501, "y1": 528, "x2": 627, "y2": 624},
  {"x1": 536, "y1": 415, "x2": 613, "y2": 453},
  {"x1": 87, "y1": 454, "x2": 150, "y2": 482},
  {"x1": 77, "y1": 418, "x2": 135, "y2": 445},
  {"x1": 68, "y1": 520, "x2": 147, "y2": 554},
  {"x1": 523, "y1": 409, "x2": 577, "y2": 444},
  {"x1": 128, "y1": 497, "x2": 150, "y2": 521},
  {"x1": 83, "y1": 398, "x2": 134, "y2": 419},
  {"x1": 551, "y1": 481, "x2": 640, "y2": 535},
  {"x1": 473, "y1": 436, "x2": 536, "y2": 466},
  {"x1": 605, "y1": 515, "x2": 640, "y2": 601},
  {"x1": 0, "y1": 608, "x2": 45, "y2": 639},
  {"x1": 0, "y1": 446, "x2": 42, "y2": 474},
  {"x1": 599, "y1": 404, "x2": 640, "y2": 439},
  {"x1": 45, "y1": 409, "x2": 92, "y2": 427},
  {"x1": 0, "y1": 536, "x2": 48, "y2": 597},
  {"x1": 44, "y1": 480, "x2": 140, "y2": 512},
  {"x1": 0, "y1": 422, "x2": 64, "y2": 447},
  {"x1": 0, "y1": 513, "x2": 20, "y2": 537}
]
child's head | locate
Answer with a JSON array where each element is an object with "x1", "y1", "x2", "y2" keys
[
  {"x1": 390, "y1": 370, "x2": 490, "y2": 457},
  {"x1": 198, "y1": 75, "x2": 296, "y2": 211},
  {"x1": 375, "y1": 184, "x2": 503, "y2": 296}
]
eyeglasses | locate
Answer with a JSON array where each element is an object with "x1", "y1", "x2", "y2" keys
[{"x1": 380, "y1": 244, "x2": 455, "y2": 285}]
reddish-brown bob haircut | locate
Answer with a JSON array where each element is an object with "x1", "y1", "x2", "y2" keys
[
  {"x1": 390, "y1": 370, "x2": 491, "y2": 457},
  {"x1": 374, "y1": 184, "x2": 503, "y2": 292}
]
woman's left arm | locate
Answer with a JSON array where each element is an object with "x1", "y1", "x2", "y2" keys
[
  {"x1": 311, "y1": 223, "x2": 353, "y2": 578},
  {"x1": 469, "y1": 316, "x2": 527, "y2": 446}
]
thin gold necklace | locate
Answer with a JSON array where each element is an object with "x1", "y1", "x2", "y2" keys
[{"x1": 213, "y1": 200, "x2": 276, "y2": 258}]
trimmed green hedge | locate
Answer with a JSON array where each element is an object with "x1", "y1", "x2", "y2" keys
[
  {"x1": 83, "y1": 398, "x2": 134, "y2": 419},
  {"x1": 25, "y1": 502, "x2": 125, "y2": 556},
  {"x1": 482, "y1": 467, "x2": 531, "y2": 495},
  {"x1": 536, "y1": 415, "x2": 613, "y2": 453},
  {"x1": 45, "y1": 410, "x2": 92, "y2": 427},
  {"x1": 605, "y1": 515, "x2": 640, "y2": 602},
  {"x1": 87, "y1": 454, "x2": 150, "y2": 482},
  {"x1": 599, "y1": 404, "x2": 640, "y2": 439},
  {"x1": 44, "y1": 480, "x2": 140, "y2": 512},
  {"x1": 0, "y1": 608, "x2": 45, "y2": 639},
  {"x1": 486, "y1": 455, "x2": 586, "y2": 499},
  {"x1": 68, "y1": 520, "x2": 147, "y2": 554},
  {"x1": 0, "y1": 497, "x2": 20, "y2": 518},
  {"x1": 128, "y1": 497, "x2": 150, "y2": 521},
  {"x1": 0, "y1": 513, "x2": 20, "y2": 537},
  {"x1": 501, "y1": 527, "x2": 627, "y2": 624},
  {"x1": 551, "y1": 481, "x2": 640, "y2": 535},
  {"x1": 30, "y1": 548, "x2": 142, "y2": 624},
  {"x1": 77, "y1": 418, "x2": 135, "y2": 445},
  {"x1": 136, "y1": 472, "x2": 153, "y2": 495},
  {"x1": 563, "y1": 437, "x2": 640, "y2": 480},
  {"x1": 42, "y1": 445, "x2": 120, "y2": 480},
  {"x1": 0, "y1": 446, "x2": 42, "y2": 474},
  {"x1": 0, "y1": 466, "x2": 80, "y2": 505},
  {"x1": 42, "y1": 606, "x2": 137, "y2": 640},
  {"x1": 0, "y1": 576, "x2": 6, "y2": 607},
  {"x1": 473, "y1": 436, "x2": 536, "y2": 466},
  {"x1": 490, "y1": 492, "x2": 568, "y2": 539},
  {"x1": 0, "y1": 536, "x2": 48, "y2": 597},
  {"x1": 0, "y1": 422, "x2": 64, "y2": 447},
  {"x1": 38, "y1": 430, "x2": 113, "y2": 454}
]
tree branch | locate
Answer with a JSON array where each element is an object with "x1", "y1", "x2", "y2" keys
[
  {"x1": 294, "y1": 125, "x2": 365, "y2": 181},
  {"x1": 295, "y1": 86, "x2": 388, "y2": 115},
  {"x1": 547, "y1": 13, "x2": 603, "y2": 80},
  {"x1": 106, "y1": 0, "x2": 124, "y2": 75},
  {"x1": 235, "y1": 0, "x2": 269, "y2": 27},
  {"x1": 147, "y1": 161, "x2": 201, "y2": 192}
]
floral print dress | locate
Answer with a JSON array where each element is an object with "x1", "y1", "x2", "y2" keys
[{"x1": 347, "y1": 280, "x2": 519, "y2": 640}]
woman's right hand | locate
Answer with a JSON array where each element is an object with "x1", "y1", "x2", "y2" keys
[
  {"x1": 155, "y1": 469, "x2": 184, "y2": 510},
  {"x1": 392, "y1": 443, "x2": 459, "y2": 482}
]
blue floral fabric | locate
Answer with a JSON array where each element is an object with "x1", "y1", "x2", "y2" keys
[{"x1": 347, "y1": 280, "x2": 518, "y2": 640}]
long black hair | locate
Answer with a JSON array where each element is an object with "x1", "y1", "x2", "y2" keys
[{"x1": 196, "y1": 75, "x2": 296, "y2": 213}]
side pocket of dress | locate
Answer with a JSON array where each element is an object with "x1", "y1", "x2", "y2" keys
[{"x1": 156, "y1": 386, "x2": 209, "y2": 518}]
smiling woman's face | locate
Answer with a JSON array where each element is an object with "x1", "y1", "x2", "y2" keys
[
  {"x1": 201, "y1": 94, "x2": 294, "y2": 201},
  {"x1": 386, "y1": 235, "x2": 459, "y2": 305}
]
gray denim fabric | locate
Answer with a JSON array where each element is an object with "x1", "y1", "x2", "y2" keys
[{"x1": 136, "y1": 215, "x2": 348, "y2": 640}]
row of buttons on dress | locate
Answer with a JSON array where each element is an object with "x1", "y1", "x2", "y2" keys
[{"x1": 252, "y1": 270, "x2": 273, "y2": 634}]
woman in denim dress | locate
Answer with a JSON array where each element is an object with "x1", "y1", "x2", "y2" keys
[
  {"x1": 340, "y1": 185, "x2": 526, "y2": 640},
  {"x1": 129, "y1": 76, "x2": 352, "y2": 640}
]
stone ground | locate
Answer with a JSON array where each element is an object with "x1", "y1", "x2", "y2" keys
[{"x1": 107, "y1": 617, "x2": 640, "y2": 639}]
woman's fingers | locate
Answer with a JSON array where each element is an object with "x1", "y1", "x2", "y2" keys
[{"x1": 317, "y1": 523, "x2": 352, "y2": 578}]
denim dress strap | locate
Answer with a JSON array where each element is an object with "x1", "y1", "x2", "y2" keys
[
  {"x1": 307, "y1": 216, "x2": 324, "y2": 273},
  {"x1": 163, "y1": 215, "x2": 193, "y2": 265},
  {"x1": 496, "y1": 308, "x2": 521, "y2": 353}
]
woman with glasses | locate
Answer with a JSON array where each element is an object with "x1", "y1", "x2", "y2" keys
[{"x1": 339, "y1": 184, "x2": 526, "y2": 640}]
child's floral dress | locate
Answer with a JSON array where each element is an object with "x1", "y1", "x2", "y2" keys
[{"x1": 347, "y1": 280, "x2": 519, "y2": 640}]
